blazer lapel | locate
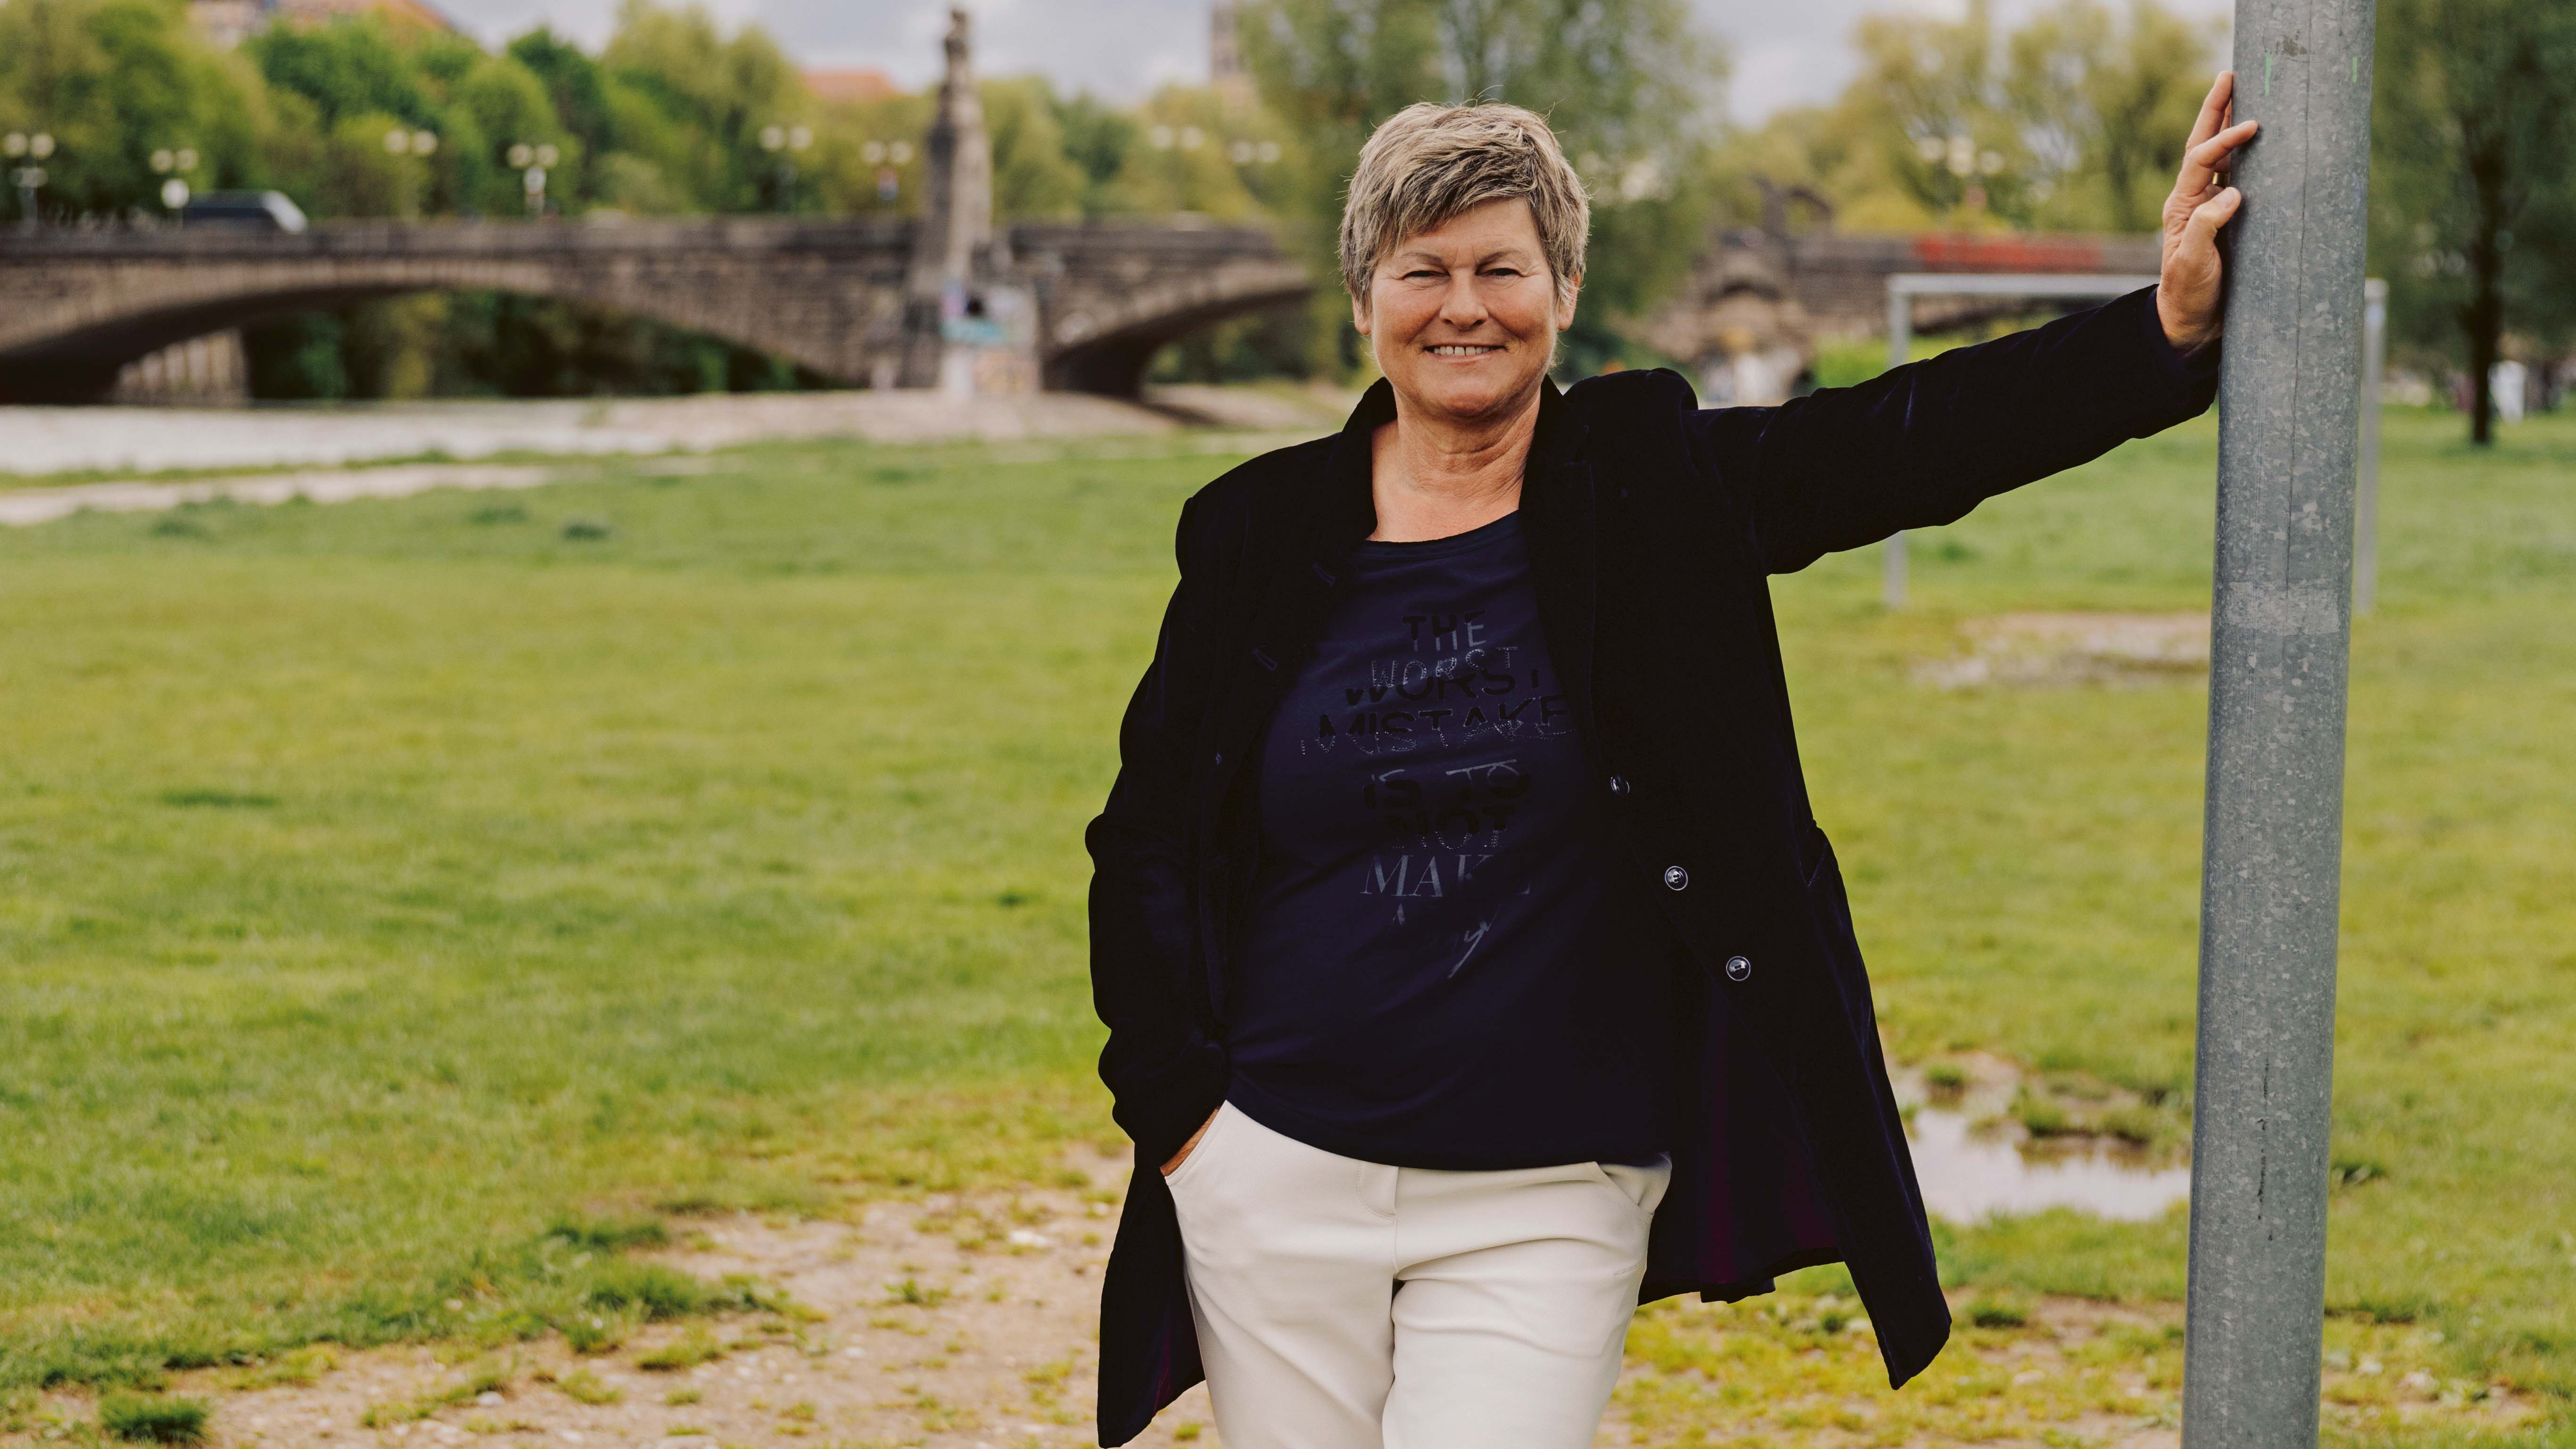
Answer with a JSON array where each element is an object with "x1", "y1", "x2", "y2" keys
[
  {"x1": 1519, "y1": 382, "x2": 1603, "y2": 749},
  {"x1": 1195, "y1": 382, "x2": 1386, "y2": 843}
]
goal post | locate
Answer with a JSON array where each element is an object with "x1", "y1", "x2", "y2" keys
[
  {"x1": 1873, "y1": 271, "x2": 2386, "y2": 612},
  {"x1": 1879, "y1": 273, "x2": 2157, "y2": 609}
]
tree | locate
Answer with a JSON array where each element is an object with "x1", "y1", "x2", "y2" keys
[
  {"x1": 508, "y1": 27, "x2": 618, "y2": 206},
  {"x1": 601, "y1": 0, "x2": 807, "y2": 212},
  {"x1": 248, "y1": 15, "x2": 429, "y2": 130},
  {"x1": 1810, "y1": 0, "x2": 2217, "y2": 233},
  {"x1": 1051, "y1": 91, "x2": 1140, "y2": 218},
  {"x1": 982, "y1": 77, "x2": 1084, "y2": 220},
  {"x1": 2374, "y1": 0, "x2": 2576, "y2": 442},
  {"x1": 2008, "y1": 0, "x2": 2222, "y2": 232},
  {"x1": 0, "y1": 0, "x2": 270, "y2": 218},
  {"x1": 451, "y1": 53, "x2": 570, "y2": 215}
]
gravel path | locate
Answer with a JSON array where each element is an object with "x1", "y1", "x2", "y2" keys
[
  {"x1": 0, "y1": 392, "x2": 1187, "y2": 478},
  {"x1": 0, "y1": 463, "x2": 562, "y2": 527}
]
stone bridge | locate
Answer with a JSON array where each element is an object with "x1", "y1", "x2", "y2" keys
[{"x1": 0, "y1": 217, "x2": 1313, "y2": 403}]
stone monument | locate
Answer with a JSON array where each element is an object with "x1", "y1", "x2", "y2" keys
[{"x1": 900, "y1": 6, "x2": 1027, "y2": 392}]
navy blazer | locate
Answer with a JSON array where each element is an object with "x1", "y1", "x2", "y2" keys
[{"x1": 1085, "y1": 286, "x2": 2220, "y2": 1446}]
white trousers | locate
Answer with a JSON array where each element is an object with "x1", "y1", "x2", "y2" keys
[{"x1": 1164, "y1": 1102, "x2": 1671, "y2": 1449}]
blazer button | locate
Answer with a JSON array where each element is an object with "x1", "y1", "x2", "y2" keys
[
  {"x1": 1725, "y1": 955, "x2": 1752, "y2": 982},
  {"x1": 1661, "y1": 864, "x2": 1689, "y2": 891},
  {"x1": 1607, "y1": 774, "x2": 1631, "y2": 797}
]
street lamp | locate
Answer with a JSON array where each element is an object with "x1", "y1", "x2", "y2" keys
[
  {"x1": 757, "y1": 123, "x2": 811, "y2": 213},
  {"x1": 384, "y1": 128, "x2": 437, "y2": 218},
  {"x1": 6, "y1": 130, "x2": 55, "y2": 233},
  {"x1": 859, "y1": 138, "x2": 909, "y2": 204},
  {"x1": 506, "y1": 141, "x2": 559, "y2": 217},
  {"x1": 151, "y1": 145, "x2": 199, "y2": 224}
]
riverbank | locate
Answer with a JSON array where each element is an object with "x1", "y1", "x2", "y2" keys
[{"x1": 0, "y1": 383, "x2": 1352, "y2": 478}]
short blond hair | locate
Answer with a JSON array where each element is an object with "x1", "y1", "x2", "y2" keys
[{"x1": 1338, "y1": 102, "x2": 1590, "y2": 313}]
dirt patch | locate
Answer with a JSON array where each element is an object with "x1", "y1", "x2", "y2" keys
[
  {"x1": 1915, "y1": 613, "x2": 2210, "y2": 689},
  {"x1": 4, "y1": 1145, "x2": 2543, "y2": 1449}
]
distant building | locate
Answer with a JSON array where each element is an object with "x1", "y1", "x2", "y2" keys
[
  {"x1": 1211, "y1": 1, "x2": 1253, "y2": 104},
  {"x1": 805, "y1": 69, "x2": 902, "y2": 105},
  {"x1": 189, "y1": 0, "x2": 460, "y2": 47}
]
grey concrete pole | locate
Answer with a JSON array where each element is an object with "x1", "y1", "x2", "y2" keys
[
  {"x1": 2354, "y1": 279, "x2": 2386, "y2": 616},
  {"x1": 2182, "y1": 0, "x2": 2375, "y2": 1443},
  {"x1": 1884, "y1": 285, "x2": 1911, "y2": 609}
]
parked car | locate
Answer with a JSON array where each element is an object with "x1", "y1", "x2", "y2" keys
[{"x1": 180, "y1": 190, "x2": 308, "y2": 233}]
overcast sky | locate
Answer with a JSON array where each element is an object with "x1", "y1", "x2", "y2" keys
[{"x1": 435, "y1": 0, "x2": 2238, "y2": 126}]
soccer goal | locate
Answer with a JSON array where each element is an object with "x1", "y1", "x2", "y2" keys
[{"x1": 1875, "y1": 272, "x2": 2389, "y2": 612}]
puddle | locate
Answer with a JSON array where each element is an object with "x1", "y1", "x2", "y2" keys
[
  {"x1": 1915, "y1": 611, "x2": 2210, "y2": 689},
  {"x1": 1906, "y1": 1105, "x2": 2192, "y2": 1222},
  {"x1": 1896, "y1": 1053, "x2": 2193, "y2": 1223}
]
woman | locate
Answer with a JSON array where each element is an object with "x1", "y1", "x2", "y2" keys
[{"x1": 1089, "y1": 80, "x2": 2255, "y2": 1449}]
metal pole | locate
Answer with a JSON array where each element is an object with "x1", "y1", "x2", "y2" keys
[
  {"x1": 2183, "y1": 0, "x2": 2374, "y2": 1443},
  {"x1": 1884, "y1": 283, "x2": 1911, "y2": 609},
  {"x1": 2354, "y1": 278, "x2": 2386, "y2": 616}
]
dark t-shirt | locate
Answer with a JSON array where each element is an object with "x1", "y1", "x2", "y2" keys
[{"x1": 1223, "y1": 511, "x2": 1676, "y2": 1170}]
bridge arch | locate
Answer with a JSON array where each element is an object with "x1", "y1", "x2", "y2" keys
[
  {"x1": 1035, "y1": 256, "x2": 1314, "y2": 396},
  {"x1": 0, "y1": 219, "x2": 1319, "y2": 405},
  {"x1": 0, "y1": 222, "x2": 919, "y2": 404}
]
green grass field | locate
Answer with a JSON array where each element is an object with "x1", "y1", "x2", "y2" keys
[{"x1": 0, "y1": 408, "x2": 2568, "y2": 1436}]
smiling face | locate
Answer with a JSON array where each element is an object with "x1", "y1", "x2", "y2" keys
[{"x1": 1354, "y1": 196, "x2": 1577, "y2": 428}]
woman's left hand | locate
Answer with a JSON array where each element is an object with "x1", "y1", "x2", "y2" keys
[{"x1": 2157, "y1": 71, "x2": 2261, "y2": 353}]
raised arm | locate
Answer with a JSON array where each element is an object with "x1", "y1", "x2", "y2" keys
[
  {"x1": 1704, "y1": 72, "x2": 2254, "y2": 575},
  {"x1": 1085, "y1": 497, "x2": 1232, "y2": 1169}
]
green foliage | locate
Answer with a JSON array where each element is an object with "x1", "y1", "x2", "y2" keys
[
  {"x1": 599, "y1": 0, "x2": 803, "y2": 214},
  {"x1": 634, "y1": 1326, "x2": 727, "y2": 1372},
  {"x1": 248, "y1": 15, "x2": 425, "y2": 130},
  {"x1": 1720, "y1": 0, "x2": 2220, "y2": 235},
  {"x1": 585, "y1": 1263, "x2": 717, "y2": 1322},
  {"x1": 2005, "y1": 0, "x2": 2218, "y2": 232},
  {"x1": 97, "y1": 1394, "x2": 207, "y2": 1444},
  {"x1": 1051, "y1": 91, "x2": 1140, "y2": 216},
  {"x1": 1965, "y1": 1298, "x2": 2031, "y2": 1329},
  {"x1": 2371, "y1": 0, "x2": 2576, "y2": 442},
  {"x1": 548, "y1": 1213, "x2": 670, "y2": 1253},
  {"x1": 554, "y1": 1367, "x2": 622, "y2": 1404},
  {"x1": 0, "y1": 0, "x2": 270, "y2": 220},
  {"x1": 982, "y1": 75, "x2": 1082, "y2": 220}
]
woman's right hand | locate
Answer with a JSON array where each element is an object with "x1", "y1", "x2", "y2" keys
[{"x1": 1160, "y1": 1106, "x2": 1222, "y2": 1176}]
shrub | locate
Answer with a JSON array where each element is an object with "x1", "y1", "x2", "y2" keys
[
  {"x1": 99, "y1": 1395, "x2": 209, "y2": 1444},
  {"x1": 556, "y1": 1369, "x2": 621, "y2": 1406},
  {"x1": 559, "y1": 1312, "x2": 630, "y2": 1355},
  {"x1": 586, "y1": 1263, "x2": 710, "y2": 1321},
  {"x1": 635, "y1": 1326, "x2": 726, "y2": 1372},
  {"x1": 2013, "y1": 1089, "x2": 2073, "y2": 1137},
  {"x1": 549, "y1": 1213, "x2": 669, "y2": 1253},
  {"x1": 1966, "y1": 1299, "x2": 2029, "y2": 1329}
]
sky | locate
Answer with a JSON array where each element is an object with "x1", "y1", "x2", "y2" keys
[{"x1": 433, "y1": 0, "x2": 2240, "y2": 127}]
